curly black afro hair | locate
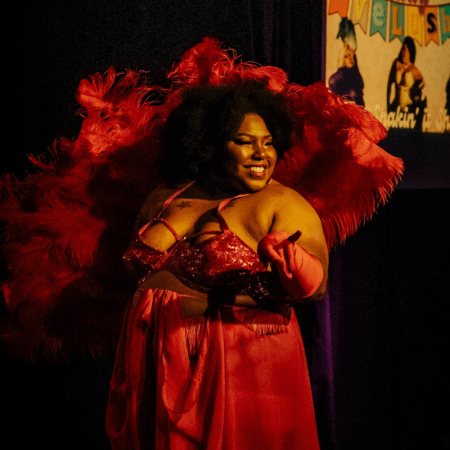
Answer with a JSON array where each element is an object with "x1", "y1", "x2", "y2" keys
[{"x1": 159, "y1": 80, "x2": 295, "y2": 185}]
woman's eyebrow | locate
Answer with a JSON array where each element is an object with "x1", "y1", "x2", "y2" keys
[{"x1": 235, "y1": 132, "x2": 273, "y2": 138}]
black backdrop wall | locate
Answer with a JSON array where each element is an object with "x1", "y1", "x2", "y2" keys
[{"x1": 3, "y1": 1, "x2": 450, "y2": 449}]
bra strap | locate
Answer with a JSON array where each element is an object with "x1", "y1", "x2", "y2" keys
[
  {"x1": 156, "y1": 180, "x2": 195, "y2": 218},
  {"x1": 152, "y1": 217, "x2": 184, "y2": 242},
  {"x1": 216, "y1": 194, "x2": 250, "y2": 231},
  {"x1": 138, "y1": 217, "x2": 184, "y2": 243}
]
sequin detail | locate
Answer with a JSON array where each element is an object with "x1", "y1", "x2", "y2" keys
[
  {"x1": 123, "y1": 186, "x2": 291, "y2": 346},
  {"x1": 123, "y1": 229, "x2": 281, "y2": 297}
]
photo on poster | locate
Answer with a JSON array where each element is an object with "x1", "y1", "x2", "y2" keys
[{"x1": 326, "y1": 0, "x2": 450, "y2": 133}]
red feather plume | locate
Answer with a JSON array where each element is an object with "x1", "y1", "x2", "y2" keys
[{"x1": 0, "y1": 37, "x2": 403, "y2": 360}]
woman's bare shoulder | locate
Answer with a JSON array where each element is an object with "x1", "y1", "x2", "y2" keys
[
  {"x1": 261, "y1": 180, "x2": 316, "y2": 211},
  {"x1": 262, "y1": 182, "x2": 323, "y2": 238},
  {"x1": 134, "y1": 182, "x2": 186, "y2": 231}
]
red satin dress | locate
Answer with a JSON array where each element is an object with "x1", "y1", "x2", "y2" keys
[{"x1": 106, "y1": 185, "x2": 320, "y2": 449}]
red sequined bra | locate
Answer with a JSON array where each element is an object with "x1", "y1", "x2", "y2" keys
[{"x1": 123, "y1": 183, "x2": 282, "y2": 301}]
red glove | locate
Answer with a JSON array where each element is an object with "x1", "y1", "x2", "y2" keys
[{"x1": 257, "y1": 231, "x2": 323, "y2": 299}]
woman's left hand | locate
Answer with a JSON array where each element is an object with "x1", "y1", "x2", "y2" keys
[
  {"x1": 258, "y1": 231, "x2": 324, "y2": 300},
  {"x1": 260, "y1": 183, "x2": 329, "y2": 302}
]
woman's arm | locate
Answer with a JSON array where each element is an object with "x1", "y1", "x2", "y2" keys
[
  {"x1": 413, "y1": 65, "x2": 425, "y2": 89},
  {"x1": 132, "y1": 186, "x2": 170, "y2": 236},
  {"x1": 262, "y1": 185, "x2": 329, "y2": 303}
]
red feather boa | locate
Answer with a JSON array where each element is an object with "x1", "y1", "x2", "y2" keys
[{"x1": 0, "y1": 37, "x2": 403, "y2": 360}]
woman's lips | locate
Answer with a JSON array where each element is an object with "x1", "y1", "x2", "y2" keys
[{"x1": 247, "y1": 165, "x2": 268, "y2": 177}]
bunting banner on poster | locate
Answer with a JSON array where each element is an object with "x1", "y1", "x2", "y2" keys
[
  {"x1": 390, "y1": 3, "x2": 405, "y2": 42},
  {"x1": 425, "y1": 7, "x2": 440, "y2": 46},
  {"x1": 326, "y1": 0, "x2": 450, "y2": 133},
  {"x1": 350, "y1": 0, "x2": 370, "y2": 33},
  {"x1": 370, "y1": 0, "x2": 388, "y2": 40},
  {"x1": 406, "y1": 6, "x2": 424, "y2": 46},
  {"x1": 441, "y1": 5, "x2": 450, "y2": 43},
  {"x1": 328, "y1": 0, "x2": 350, "y2": 17},
  {"x1": 328, "y1": 1, "x2": 450, "y2": 48}
]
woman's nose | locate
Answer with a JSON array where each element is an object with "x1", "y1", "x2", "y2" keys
[{"x1": 252, "y1": 142, "x2": 266, "y2": 158}]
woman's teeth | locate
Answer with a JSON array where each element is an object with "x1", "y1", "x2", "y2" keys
[{"x1": 250, "y1": 167, "x2": 265, "y2": 173}]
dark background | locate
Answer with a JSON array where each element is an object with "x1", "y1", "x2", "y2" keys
[{"x1": 3, "y1": 1, "x2": 449, "y2": 449}]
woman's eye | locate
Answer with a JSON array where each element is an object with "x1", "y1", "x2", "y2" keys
[{"x1": 234, "y1": 139, "x2": 252, "y2": 145}]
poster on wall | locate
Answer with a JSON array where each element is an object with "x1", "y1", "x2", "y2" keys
[{"x1": 325, "y1": 0, "x2": 450, "y2": 133}]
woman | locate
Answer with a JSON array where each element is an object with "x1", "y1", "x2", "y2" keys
[
  {"x1": 0, "y1": 37, "x2": 402, "y2": 450},
  {"x1": 106, "y1": 81, "x2": 328, "y2": 449},
  {"x1": 328, "y1": 18, "x2": 365, "y2": 106},
  {"x1": 387, "y1": 36, "x2": 425, "y2": 116}
]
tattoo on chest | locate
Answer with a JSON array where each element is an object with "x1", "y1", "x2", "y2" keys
[{"x1": 176, "y1": 200, "x2": 194, "y2": 209}]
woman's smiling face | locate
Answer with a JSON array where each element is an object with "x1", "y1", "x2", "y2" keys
[{"x1": 218, "y1": 113, "x2": 277, "y2": 194}]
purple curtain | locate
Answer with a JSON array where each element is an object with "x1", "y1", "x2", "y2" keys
[{"x1": 309, "y1": 188, "x2": 450, "y2": 450}]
